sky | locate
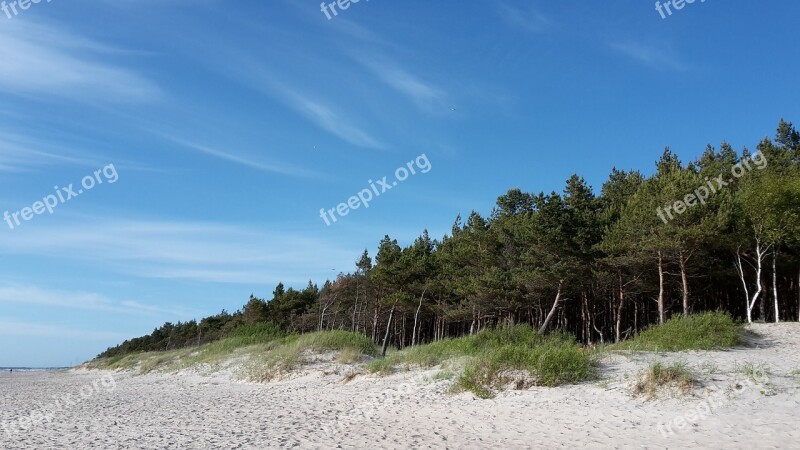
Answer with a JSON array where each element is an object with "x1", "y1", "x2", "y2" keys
[{"x1": 1, "y1": 0, "x2": 798, "y2": 367}]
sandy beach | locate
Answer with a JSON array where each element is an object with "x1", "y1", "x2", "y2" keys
[{"x1": 1, "y1": 323, "x2": 799, "y2": 449}]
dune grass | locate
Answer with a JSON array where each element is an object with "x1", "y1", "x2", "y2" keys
[
  {"x1": 612, "y1": 311, "x2": 742, "y2": 352},
  {"x1": 245, "y1": 331, "x2": 379, "y2": 382},
  {"x1": 634, "y1": 361, "x2": 695, "y2": 398},
  {"x1": 367, "y1": 325, "x2": 594, "y2": 398},
  {"x1": 89, "y1": 325, "x2": 378, "y2": 378}
]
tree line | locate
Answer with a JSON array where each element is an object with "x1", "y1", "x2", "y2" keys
[{"x1": 99, "y1": 120, "x2": 800, "y2": 358}]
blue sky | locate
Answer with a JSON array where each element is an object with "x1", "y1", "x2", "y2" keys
[{"x1": 1, "y1": 0, "x2": 798, "y2": 367}]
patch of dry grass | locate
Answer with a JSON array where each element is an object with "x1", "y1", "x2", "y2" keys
[{"x1": 634, "y1": 361, "x2": 695, "y2": 399}]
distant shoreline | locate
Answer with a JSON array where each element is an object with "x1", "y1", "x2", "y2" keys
[{"x1": 0, "y1": 367, "x2": 70, "y2": 372}]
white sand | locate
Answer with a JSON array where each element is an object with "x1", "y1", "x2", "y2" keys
[{"x1": 2, "y1": 323, "x2": 799, "y2": 449}]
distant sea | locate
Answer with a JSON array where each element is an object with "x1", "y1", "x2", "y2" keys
[{"x1": 0, "y1": 367, "x2": 69, "y2": 372}]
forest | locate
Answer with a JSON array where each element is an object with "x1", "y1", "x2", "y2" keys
[{"x1": 98, "y1": 120, "x2": 800, "y2": 358}]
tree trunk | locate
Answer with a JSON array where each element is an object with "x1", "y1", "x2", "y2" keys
[
  {"x1": 736, "y1": 239, "x2": 767, "y2": 323},
  {"x1": 753, "y1": 240, "x2": 765, "y2": 322},
  {"x1": 351, "y1": 279, "x2": 359, "y2": 332},
  {"x1": 411, "y1": 288, "x2": 426, "y2": 347},
  {"x1": 582, "y1": 291, "x2": 591, "y2": 344},
  {"x1": 538, "y1": 280, "x2": 564, "y2": 335},
  {"x1": 371, "y1": 299, "x2": 380, "y2": 342},
  {"x1": 380, "y1": 302, "x2": 398, "y2": 357},
  {"x1": 615, "y1": 275, "x2": 625, "y2": 343},
  {"x1": 679, "y1": 251, "x2": 690, "y2": 316},
  {"x1": 469, "y1": 305, "x2": 477, "y2": 336},
  {"x1": 773, "y1": 249, "x2": 779, "y2": 323},
  {"x1": 735, "y1": 250, "x2": 752, "y2": 323},
  {"x1": 319, "y1": 296, "x2": 334, "y2": 331},
  {"x1": 657, "y1": 251, "x2": 666, "y2": 324}
]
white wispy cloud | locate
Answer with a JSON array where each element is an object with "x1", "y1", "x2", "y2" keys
[
  {"x1": 0, "y1": 318, "x2": 128, "y2": 340},
  {"x1": 0, "y1": 20, "x2": 160, "y2": 103},
  {"x1": 159, "y1": 134, "x2": 319, "y2": 178},
  {"x1": 497, "y1": 2, "x2": 552, "y2": 33},
  {"x1": 279, "y1": 89, "x2": 385, "y2": 149},
  {"x1": 0, "y1": 285, "x2": 194, "y2": 317},
  {"x1": 227, "y1": 56, "x2": 384, "y2": 149},
  {"x1": 0, "y1": 218, "x2": 355, "y2": 284},
  {"x1": 609, "y1": 42, "x2": 688, "y2": 71},
  {"x1": 356, "y1": 59, "x2": 447, "y2": 113},
  {"x1": 0, "y1": 130, "x2": 96, "y2": 172}
]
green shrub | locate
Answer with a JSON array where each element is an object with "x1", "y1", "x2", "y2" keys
[
  {"x1": 370, "y1": 325, "x2": 593, "y2": 398},
  {"x1": 613, "y1": 311, "x2": 742, "y2": 352},
  {"x1": 365, "y1": 357, "x2": 396, "y2": 375},
  {"x1": 226, "y1": 322, "x2": 285, "y2": 346},
  {"x1": 455, "y1": 343, "x2": 593, "y2": 397}
]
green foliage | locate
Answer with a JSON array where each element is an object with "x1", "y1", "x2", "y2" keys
[
  {"x1": 613, "y1": 312, "x2": 742, "y2": 352},
  {"x1": 226, "y1": 322, "x2": 284, "y2": 345}
]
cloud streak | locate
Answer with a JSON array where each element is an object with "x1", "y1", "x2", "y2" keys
[
  {"x1": 0, "y1": 318, "x2": 128, "y2": 341},
  {"x1": 228, "y1": 56, "x2": 384, "y2": 149},
  {"x1": 159, "y1": 134, "x2": 319, "y2": 178},
  {"x1": 280, "y1": 89, "x2": 385, "y2": 149},
  {"x1": 0, "y1": 130, "x2": 96, "y2": 172},
  {"x1": 0, "y1": 20, "x2": 160, "y2": 103},
  {"x1": 497, "y1": 2, "x2": 553, "y2": 34},
  {"x1": 609, "y1": 42, "x2": 688, "y2": 71},
  {"x1": 0, "y1": 217, "x2": 356, "y2": 284},
  {"x1": 0, "y1": 284, "x2": 194, "y2": 317},
  {"x1": 357, "y1": 59, "x2": 447, "y2": 113}
]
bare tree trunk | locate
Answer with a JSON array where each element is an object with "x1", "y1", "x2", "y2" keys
[
  {"x1": 581, "y1": 292, "x2": 588, "y2": 343},
  {"x1": 752, "y1": 241, "x2": 766, "y2": 323},
  {"x1": 399, "y1": 313, "x2": 405, "y2": 349},
  {"x1": 381, "y1": 301, "x2": 398, "y2": 357},
  {"x1": 319, "y1": 295, "x2": 335, "y2": 331},
  {"x1": 657, "y1": 251, "x2": 666, "y2": 324},
  {"x1": 773, "y1": 249, "x2": 779, "y2": 323},
  {"x1": 351, "y1": 279, "x2": 359, "y2": 332},
  {"x1": 615, "y1": 275, "x2": 625, "y2": 343},
  {"x1": 371, "y1": 299, "x2": 380, "y2": 342},
  {"x1": 735, "y1": 249, "x2": 752, "y2": 323},
  {"x1": 469, "y1": 305, "x2": 477, "y2": 335},
  {"x1": 592, "y1": 323, "x2": 605, "y2": 344},
  {"x1": 411, "y1": 288, "x2": 426, "y2": 347},
  {"x1": 736, "y1": 240, "x2": 767, "y2": 323},
  {"x1": 679, "y1": 251, "x2": 690, "y2": 316},
  {"x1": 538, "y1": 280, "x2": 564, "y2": 335}
]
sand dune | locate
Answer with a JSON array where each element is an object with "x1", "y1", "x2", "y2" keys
[{"x1": 1, "y1": 323, "x2": 799, "y2": 449}]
